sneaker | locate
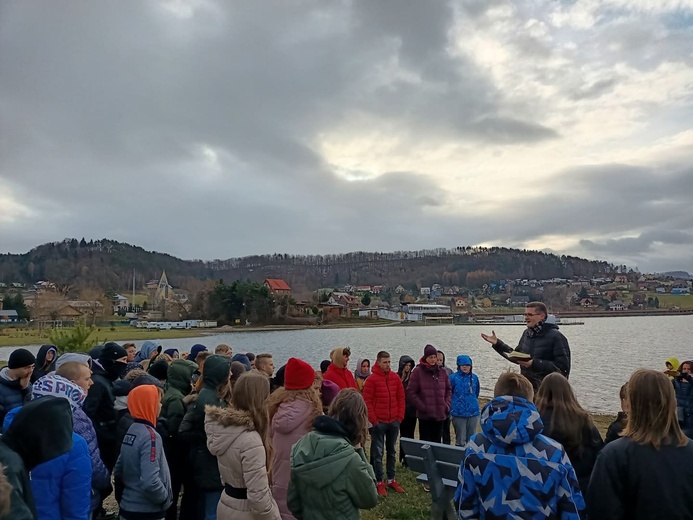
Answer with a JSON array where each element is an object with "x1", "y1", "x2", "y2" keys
[
  {"x1": 377, "y1": 481, "x2": 387, "y2": 496},
  {"x1": 388, "y1": 479, "x2": 405, "y2": 493},
  {"x1": 423, "y1": 483, "x2": 430, "y2": 492}
]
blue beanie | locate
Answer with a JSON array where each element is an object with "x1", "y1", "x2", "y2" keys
[
  {"x1": 231, "y1": 353, "x2": 251, "y2": 372},
  {"x1": 189, "y1": 344, "x2": 207, "y2": 363}
]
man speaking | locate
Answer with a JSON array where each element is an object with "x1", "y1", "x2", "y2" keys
[{"x1": 481, "y1": 301, "x2": 571, "y2": 390}]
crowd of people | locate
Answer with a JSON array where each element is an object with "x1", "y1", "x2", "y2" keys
[{"x1": 0, "y1": 301, "x2": 691, "y2": 519}]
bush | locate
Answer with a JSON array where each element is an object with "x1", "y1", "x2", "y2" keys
[{"x1": 49, "y1": 323, "x2": 99, "y2": 353}]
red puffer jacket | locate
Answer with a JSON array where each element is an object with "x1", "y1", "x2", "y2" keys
[
  {"x1": 363, "y1": 364, "x2": 405, "y2": 425},
  {"x1": 323, "y1": 363, "x2": 358, "y2": 390},
  {"x1": 406, "y1": 360, "x2": 452, "y2": 421}
]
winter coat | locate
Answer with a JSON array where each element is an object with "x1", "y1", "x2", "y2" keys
[
  {"x1": 323, "y1": 364, "x2": 357, "y2": 390},
  {"x1": 162, "y1": 359, "x2": 199, "y2": 439},
  {"x1": 493, "y1": 322, "x2": 571, "y2": 389},
  {"x1": 82, "y1": 363, "x2": 118, "y2": 468},
  {"x1": 30, "y1": 344, "x2": 57, "y2": 384},
  {"x1": 288, "y1": 416, "x2": 378, "y2": 520},
  {"x1": 673, "y1": 373, "x2": 693, "y2": 437},
  {"x1": 587, "y1": 437, "x2": 693, "y2": 520},
  {"x1": 114, "y1": 420, "x2": 173, "y2": 516},
  {"x1": 4, "y1": 405, "x2": 92, "y2": 520},
  {"x1": 455, "y1": 396, "x2": 585, "y2": 519},
  {"x1": 397, "y1": 356, "x2": 416, "y2": 419},
  {"x1": 205, "y1": 405, "x2": 281, "y2": 520},
  {"x1": 448, "y1": 355, "x2": 480, "y2": 418},
  {"x1": 540, "y1": 408, "x2": 604, "y2": 493},
  {"x1": 362, "y1": 364, "x2": 405, "y2": 426},
  {"x1": 270, "y1": 398, "x2": 316, "y2": 520},
  {"x1": 0, "y1": 397, "x2": 76, "y2": 520},
  {"x1": 31, "y1": 373, "x2": 111, "y2": 510},
  {"x1": 0, "y1": 367, "x2": 30, "y2": 430},
  {"x1": 604, "y1": 412, "x2": 627, "y2": 444},
  {"x1": 406, "y1": 361, "x2": 452, "y2": 421},
  {"x1": 178, "y1": 354, "x2": 231, "y2": 491}
]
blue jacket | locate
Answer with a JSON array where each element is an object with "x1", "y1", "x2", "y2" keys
[
  {"x1": 4, "y1": 407, "x2": 92, "y2": 520},
  {"x1": 0, "y1": 367, "x2": 30, "y2": 430},
  {"x1": 673, "y1": 373, "x2": 693, "y2": 437},
  {"x1": 32, "y1": 373, "x2": 111, "y2": 510},
  {"x1": 449, "y1": 355, "x2": 480, "y2": 418},
  {"x1": 455, "y1": 396, "x2": 585, "y2": 519}
]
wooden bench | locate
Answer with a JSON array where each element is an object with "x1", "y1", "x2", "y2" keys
[{"x1": 401, "y1": 438, "x2": 466, "y2": 520}]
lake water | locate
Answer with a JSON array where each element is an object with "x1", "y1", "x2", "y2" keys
[{"x1": 5, "y1": 315, "x2": 693, "y2": 414}]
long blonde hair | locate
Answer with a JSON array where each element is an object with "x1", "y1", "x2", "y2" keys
[
  {"x1": 267, "y1": 387, "x2": 323, "y2": 428},
  {"x1": 232, "y1": 372, "x2": 273, "y2": 478},
  {"x1": 623, "y1": 369, "x2": 688, "y2": 449}
]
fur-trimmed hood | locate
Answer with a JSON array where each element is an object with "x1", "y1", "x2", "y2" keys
[{"x1": 204, "y1": 405, "x2": 259, "y2": 457}]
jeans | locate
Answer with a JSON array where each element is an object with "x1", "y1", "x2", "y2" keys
[
  {"x1": 419, "y1": 419, "x2": 444, "y2": 443},
  {"x1": 371, "y1": 421, "x2": 400, "y2": 482},
  {"x1": 451, "y1": 415, "x2": 480, "y2": 446},
  {"x1": 204, "y1": 491, "x2": 221, "y2": 520}
]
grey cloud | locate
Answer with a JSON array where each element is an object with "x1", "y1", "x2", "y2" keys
[{"x1": 569, "y1": 78, "x2": 619, "y2": 100}]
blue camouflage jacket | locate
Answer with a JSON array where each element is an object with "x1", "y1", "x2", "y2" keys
[
  {"x1": 449, "y1": 355, "x2": 480, "y2": 418},
  {"x1": 455, "y1": 396, "x2": 585, "y2": 519}
]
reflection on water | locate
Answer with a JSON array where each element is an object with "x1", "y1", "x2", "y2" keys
[{"x1": 4, "y1": 315, "x2": 692, "y2": 413}]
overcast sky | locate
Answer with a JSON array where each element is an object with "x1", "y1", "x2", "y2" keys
[{"x1": 1, "y1": 1, "x2": 692, "y2": 273}]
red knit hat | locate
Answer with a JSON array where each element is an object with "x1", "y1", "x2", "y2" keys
[{"x1": 284, "y1": 357, "x2": 315, "y2": 390}]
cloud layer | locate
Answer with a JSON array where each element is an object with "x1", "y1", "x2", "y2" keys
[{"x1": 1, "y1": 0, "x2": 692, "y2": 272}]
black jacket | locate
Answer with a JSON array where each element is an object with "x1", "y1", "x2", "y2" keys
[
  {"x1": 398, "y1": 355, "x2": 417, "y2": 419},
  {"x1": 493, "y1": 323, "x2": 571, "y2": 389},
  {"x1": 604, "y1": 412, "x2": 627, "y2": 444},
  {"x1": 587, "y1": 437, "x2": 693, "y2": 520},
  {"x1": 540, "y1": 409, "x2": 604, "y2": 493},
  {"x1": 82, "y1": 363, "x2": 118, "y2": 469}
]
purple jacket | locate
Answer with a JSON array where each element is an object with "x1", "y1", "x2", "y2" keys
[
  {"x1": 270, "y1": 397, "x2": 316, "y2": 520},
  {"x1": 406, "y1": 361, "x2": 452, "y2": 421}
]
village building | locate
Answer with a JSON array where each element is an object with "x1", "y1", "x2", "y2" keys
[{"x1": 264, "y1": 278, "x2": 291, "y2": 296}]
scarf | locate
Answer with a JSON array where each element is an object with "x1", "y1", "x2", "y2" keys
[
  {"x1": 354, "y1": 358, "x2": 371, "y2": 381},
  {"x1": 527, "y1": 319, "x2": 546, "y2": 338}
]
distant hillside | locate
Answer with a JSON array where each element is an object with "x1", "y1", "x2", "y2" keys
[
  {"x1": 660, "y1": 271, "x2": 692, "y2": 280},
  {"x1": 0, "y1": 239, "x2": 616, "y2": 297}
]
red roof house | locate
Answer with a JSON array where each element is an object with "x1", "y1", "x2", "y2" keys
[{"x1": 264, "y1": 278, "x2": 292, "y2": 296}]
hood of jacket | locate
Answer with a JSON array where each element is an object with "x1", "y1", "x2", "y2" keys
[
  {"x1": 165, "y1": 359, "x2": 198, "y2": 394},
  {"x1": 371, "y1": 363, "x2": 394, "y2": 378},
  {"x1": 272, "y1": 397, "x2": 315, "y2": 435},
  {"x1": 205, "y1": 405, "x2": 256, "y2": 456},
  {"x1": 290, "y1": 416, "x2": 356, "y2": 488},
  {"x1": 0, "y1": 367, "x2": 23, "y2": 389},
  {"x1": 36, "y1": 344, "x2": 57, "y2": 368},
  {"x1": 134, "y1": 340, "x2": 161, "y2": 363},
  {"x1": 481, "y1": 396, "x2": 544, "y2": 448},
  {"x1": 202, "y1": 355, "x2": 231, "y2": 389},
  {"x1": 2, "y1": 396, "x2": 73, "y2": 470},
  {"x1": 31, "y1": 373, "x2": 86, "y2": 412},
  {"x1": 398, "y1": 355, "x2": 415, "y2": 376},
  {"x1": 456, "y1": 355, "x2": 472, "y2": 371},
  {"x1": 534, "y1": 322, "x2": 559, "y2": 335},
  {"x1": 329, "y1": 347, "x2": 349, "y2": 369},
  {"x1": 666, "y1": 357, "x2": 681, "y2": 370}
]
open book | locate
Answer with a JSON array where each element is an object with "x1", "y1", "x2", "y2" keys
[{"x1": 507, "y1": 351, "x2": 532, "y2": 362}]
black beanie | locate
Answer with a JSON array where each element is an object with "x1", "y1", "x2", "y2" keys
[
  {"x1": 147, "y1": 359, "x2": 169, "y2": 382},
  {"x1": 99, "y1": 342, "x2": 128, "y2": 362},
  {"x1": 8, "y1": 348, "x2": 36, "y2": 369}
]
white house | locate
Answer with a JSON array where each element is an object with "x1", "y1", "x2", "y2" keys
[{"x1": 113, "y1": 294, "x2": 129, "y2": 312}]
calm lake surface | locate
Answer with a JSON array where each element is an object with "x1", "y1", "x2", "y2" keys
[{"x1": 5, "y1": 316, "x2": 693, "y2": 413}]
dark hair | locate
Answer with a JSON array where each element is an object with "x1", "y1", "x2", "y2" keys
[
  {"x1": 376, "y1": 351, "x2": 389, "y2": 361},
  {"x1": 342, "y1": 347, "x2": 351, "y2": 357},
  {"x1": 536, "y1": 373, "x2": 593, "y2": 457},
  {"x1": 619, "y1": 382, "x2": 628, "y2": 401},
  {"x1": 494, "y1": 371, "x2": 534, "y2": 401},
  {"x1": 526, "y1": 301, "x2": 548, "y2": 317},
  {"x1": 246, "y1": 352, "x2": 256, "y2": 362}
]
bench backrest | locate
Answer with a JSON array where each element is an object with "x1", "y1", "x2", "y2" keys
[{"x1": 401, "y1": 438, "x2": 465, "y2": 483}]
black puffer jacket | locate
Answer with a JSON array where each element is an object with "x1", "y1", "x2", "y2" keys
[
  {"x1": 178, "y1": 355, "x2": 231, "y2": 491},
  {"x1": 398, "y1": 356, "x2": 417, "y2": 419},
  {"x1": 83, "y1": 363, "x2": 118, "y2": 469},
  {"x1": 493, "y1": 322, "x2": 571, "y2": 389},
  {"x1": 588, "y1": 437, "x2": 693, "y2": 520}
]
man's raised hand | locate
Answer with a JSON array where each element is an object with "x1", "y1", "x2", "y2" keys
[{"x1": 481, "y1": 331, "x2": 498, "y2": 345}]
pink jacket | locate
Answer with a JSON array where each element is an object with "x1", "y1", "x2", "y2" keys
[{"x1": 270, "y1": 398, "x2": 316, "y2": 520}]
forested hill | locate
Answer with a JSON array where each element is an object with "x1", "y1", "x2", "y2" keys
[{"x1": 0, "y1": 239, "x2": 615, "y2": 296}]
